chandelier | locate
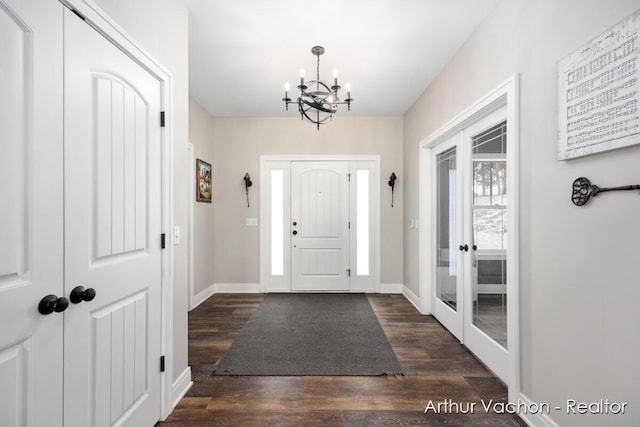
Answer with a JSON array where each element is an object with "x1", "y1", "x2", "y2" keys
[{"x1": 282, "y1": 46, "x2": 353, "y2": 130}]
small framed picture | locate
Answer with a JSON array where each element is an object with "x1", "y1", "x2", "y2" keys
[{"x1": 196, "y1": 158, "x2": 212, "y2": 203}]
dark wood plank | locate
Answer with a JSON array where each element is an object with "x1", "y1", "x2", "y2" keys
[{"x1": 158, "y1": 294, "x2": 526, "y2": 426}]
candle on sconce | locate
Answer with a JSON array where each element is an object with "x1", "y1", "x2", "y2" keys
[
  {"x1": 346, "y1": 83, "x2": 351, "y2": 98},
  {"x1": 300, "y1": 68, "x2": 305, "y2": 86},
  {"x1": 333, "y1": 68, "x2": 338, "y2": 87},
  {"x1": 284, "y1": 82, "x2": 290, "y2": 97}
]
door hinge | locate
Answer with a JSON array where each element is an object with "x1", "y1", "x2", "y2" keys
[
  {"x1": 160, "y1": 111, "x2": 166, "y2": 127},
  {"x1": 346, "y1": 268, "x2": 351, "y2": 277},
  {"x1": 161, "y1": 233, "x2": 166, "y2": 249},
  {"x1": 160, "y1": 355, "x2": 166, "y2": 372},
  {"x1": 348, "y1": 221, "x2": 351, "y2": 229},
  {"x1": 347, "y1": 173, "x2": 351, "y2": 181}
]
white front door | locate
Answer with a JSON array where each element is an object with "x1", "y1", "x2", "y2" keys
[
  {"x1": 63, "y1": 8, "x2": 163, "y2": 426},
  {"x1": 0, "y1": 0, "x2": 64, "y2": 425},
  {"x1": 291, "y1": 162, "x2": 350, "y2": 291}
]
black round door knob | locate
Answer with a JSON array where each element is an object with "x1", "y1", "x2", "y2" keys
[
  {"x1": 459, "y1": 244, "x2": 469, "y2": 252},
  {"x1": 292, "y1": 230, "x2": 298, "y2": 235},
  {"x1": 70, "y1": 286, "x2": 97, "y2": 304},
  {"x1": 38, "y1": 295, "x2": 69, "y2": 315},
  {"x1": 292, "y1": 221, "x2": 297, "y2": 226}
]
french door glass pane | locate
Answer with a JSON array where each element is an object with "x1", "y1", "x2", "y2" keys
[
  {"x1": 471, "y1": 121, "x2": 507, "y2": 348},
  {"x1": 436, "y1": 147, "x2": 457, "y2": 311}
]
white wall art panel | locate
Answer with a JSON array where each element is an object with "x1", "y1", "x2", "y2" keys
[{"x1": 558, "y1": 9, "x2": 640, "y2": 159}]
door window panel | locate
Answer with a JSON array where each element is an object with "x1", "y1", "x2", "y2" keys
[
  {"x1": 436, "y1": 147, "x2": 458, "y2": 311},
  {"x1": 471, "y1": 121, "x2": 508, "y2": 349}
]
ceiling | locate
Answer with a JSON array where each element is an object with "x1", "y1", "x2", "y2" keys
[{"x1": 185, "y1": 0, "x2": 501, "y2": 118}]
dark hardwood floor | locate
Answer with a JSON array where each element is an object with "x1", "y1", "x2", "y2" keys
[{"x1": 159, "y1": 294, "x2": 526, "y2": 426}]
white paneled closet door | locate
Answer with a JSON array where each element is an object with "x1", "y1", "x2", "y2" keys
[
  {"x1": 0, "y1": 0, "x2": 64, "y2": 425},
  {"x1": 291, "y1": 162, "x2": 350, "y2": 291},
  {"x1": 63, "y1": 8, "x2": 163, "y2": 427}
]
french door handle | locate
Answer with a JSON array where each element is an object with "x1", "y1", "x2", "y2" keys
[
  {"x1": 459, "y1": 244, "x2": 469, "y2": 252},
  {"x1": 38, "y1": 295, "x2": 69, "y2": 315}
]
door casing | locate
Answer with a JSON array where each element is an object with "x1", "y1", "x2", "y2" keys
[
  {"x1": 419, "y1": 75, "x2": 520, "y2": 402},
  {"x1": 260, "y1": 155, "x2": 380, "y2": 293}
]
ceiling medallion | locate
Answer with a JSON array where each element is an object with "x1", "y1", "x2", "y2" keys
[{"x1": 282, "y1": 46, "x2": 353, "y2": 130}]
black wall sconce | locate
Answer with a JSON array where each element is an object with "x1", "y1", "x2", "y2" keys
[
  {"x1": 243, "y1": 173, "x2": 253, "y2": 207},
  {"x1": 388, "y1": 172, "x2": 397, "y2": 207}
]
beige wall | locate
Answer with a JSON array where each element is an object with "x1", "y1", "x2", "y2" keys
[
  {"x1": 208, "y1": 116, "x2": 404, "y2": 286},
  {"x1": 91, "y1": 0, "x2": 190, "y2": 389},
  {"x1": 403, "y1": 0, "x2": 640, "y2": 425},
  {"x1": 189, "y1": 99, "x2": 216, "y2": 296}
]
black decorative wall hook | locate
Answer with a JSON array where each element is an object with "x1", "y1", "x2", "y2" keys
[
  {"x1": 571, "y1": 177, "x2": 640, "y2": 206},
  {"x1": 388, "y1": 172, "x2": 397, "y2": 207},
  {"x1": 243, "y1": 173, "x2": 253, "y2": 207}
]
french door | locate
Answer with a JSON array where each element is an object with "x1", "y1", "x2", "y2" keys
[{"x1": 432, "y1": 106, "x2": 510, "y2": 381}]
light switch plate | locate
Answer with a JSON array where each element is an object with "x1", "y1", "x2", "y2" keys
[
  {"x1": 246, "y1": 218, "x2": 258, "y2": 226},
  {"x1": 173, "y1": 226, "x2": 181, "y2": 245}
]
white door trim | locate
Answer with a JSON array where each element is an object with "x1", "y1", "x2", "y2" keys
[
  {"x1": 188, "y1": 143, "x2": 195, "y2": 309},
  {"x1": 260, "y1": 155, "x2": 380, "y2": 293},
  {"x1": 419, "y1": 75, "x2": 520, "y2": 403},
  {"x1": 60, "y1": 0, "x2": 175, "y2": 419}
]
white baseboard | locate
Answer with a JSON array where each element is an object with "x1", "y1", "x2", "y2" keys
[
  {"x1": 380, "y1": 283, "x2": 403, "y2": 294},
  {"x1": 190, "y1": 283, "x2": 216, "y2": 310},
  {"x1": 214, "y1": 283, "x2": 262, "y2": 293},
  {"x1": 171, "y1": 366, "x2": 192, "y2": 410},
  {"x1": 264, "y1": 286, "x2": 290, "y2": 293},
  {"x1": 402, "y1": 285, "x2": 422, "y2": 313},
  {"x1": 517, "y1": 393, "x2": 559, "y2": 427}
]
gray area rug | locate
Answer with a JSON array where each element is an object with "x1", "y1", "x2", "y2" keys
[{"x1": 214, "y1": 293, "x2": 403, "y2": 376}]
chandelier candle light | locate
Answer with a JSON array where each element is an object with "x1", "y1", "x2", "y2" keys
[{"x1": 282, "y1": 46, "x2": 353, "y2": 130}]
